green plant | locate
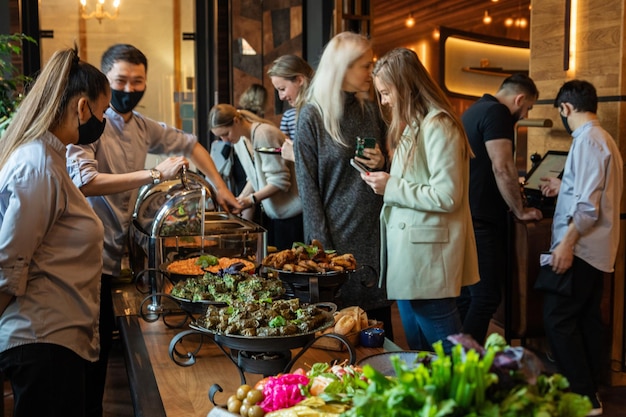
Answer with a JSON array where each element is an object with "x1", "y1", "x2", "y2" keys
[{"x1": 0, "y1": 33, "x2": 36, "y2": 132}]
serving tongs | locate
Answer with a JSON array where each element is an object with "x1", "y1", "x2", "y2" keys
[{"x1": 180, "y1": 165, "x2": 190, "y2": 190}]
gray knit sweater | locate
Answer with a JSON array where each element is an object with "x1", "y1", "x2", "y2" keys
[{"x1": 294, "y1": 92, "x2": 391, "y2": 311}]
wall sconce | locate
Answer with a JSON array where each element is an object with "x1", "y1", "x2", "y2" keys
[
  {"x1": 405, "y1": 13, "x2": 415, "y2": 28},
  {"x1": 564, "y1": 0, "x2": 577, "y2": 71},
  {"x1": 483, "y1": 10, "x2": 492, "y2": 24},
  {"x1": 80, "y1": 0, "x2": 120, "y2": 23}
]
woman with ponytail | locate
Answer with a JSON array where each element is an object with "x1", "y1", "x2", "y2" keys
[
  {"x1": 209, "y1": 104, "x2": 303, "y2": 250},
  {"x1": 0, "y1": 47, "x2": 110, "y2": 417}
]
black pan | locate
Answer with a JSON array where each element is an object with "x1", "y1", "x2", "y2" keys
[{"x1": 189, "y1": 302, "x2": 336, "y2": 351}]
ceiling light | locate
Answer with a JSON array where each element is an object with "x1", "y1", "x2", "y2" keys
[
  {"x1": 405, "y1": 13, "x2": 415, "y2": 28},
  {"x1": 483, "y1": 10, "x2": 492, "y2": 24}
]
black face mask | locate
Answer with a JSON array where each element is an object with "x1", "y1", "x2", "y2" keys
[
  {"x1": 561, "y1": 114, "x2": 573, "y2": 135},
  {"x1": 78, "y1": 102, "x2": 106, "y2": 145},
  {"x1": 110, "y1": 89, "x2": 144, "y2": 114}
]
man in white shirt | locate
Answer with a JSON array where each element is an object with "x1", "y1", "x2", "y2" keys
[
  {"x1": 66, "y1": 43, "x2": 242, "y2": 417},
  {"x1": 539, "y1": 80, "x2": 623, "y2": 417}
]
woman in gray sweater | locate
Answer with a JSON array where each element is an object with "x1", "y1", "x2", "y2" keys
[{"x1": 294, "y1": 32, "x2": 393, "y2": 340}]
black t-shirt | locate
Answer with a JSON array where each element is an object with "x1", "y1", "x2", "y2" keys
[{"x1": 462, "y1": 94, "x2": 516, "y2": 225}]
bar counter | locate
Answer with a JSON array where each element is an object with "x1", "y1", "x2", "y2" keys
[{"x1": 112, "y1": 283, "x2": 401, "y2": 417}]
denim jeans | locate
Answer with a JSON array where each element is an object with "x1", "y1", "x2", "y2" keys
[
  {"x1": 397, "y1": 298, "x2": 463, "y2": 353},
  {"x1": 0, "y1": 343, "x2": 87, "y2": 417}
]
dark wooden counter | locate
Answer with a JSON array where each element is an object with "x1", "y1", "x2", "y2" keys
[{"x1": 112, "y1": 283, "x2": 401, "y2": 417}]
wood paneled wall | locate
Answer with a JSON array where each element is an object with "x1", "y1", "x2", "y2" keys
[
  {"x1": 231, "y1": 0, "x2": 303, "y2": 126},
  {"x1": 529, "y1": 0, "x2": 626, "y2": 386}
]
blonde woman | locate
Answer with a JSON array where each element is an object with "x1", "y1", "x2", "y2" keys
[
  {"x1": 362, "y1": 47, "x2": 479, "y2": 352},
  {"x1": 294, "y1": 32, "x2": 393, "y2": 339},
  {"x1": 209, "y1": 104, "x2": 303, "y2": 250},
  {"x1": 0, "y1": 48, "x2": 109, "y2": 417},
  {"x1": 267, "y1": 55, "x2": 314, "y2": 161}
]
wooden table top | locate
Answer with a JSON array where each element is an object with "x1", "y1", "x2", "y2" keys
[{"x1": 112, "y1": 283, "x2": 401, "y2": 417}]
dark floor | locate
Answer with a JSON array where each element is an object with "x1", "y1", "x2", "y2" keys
[{"x1": 3, "y1": 305, "x2": 626, "y2": 416}]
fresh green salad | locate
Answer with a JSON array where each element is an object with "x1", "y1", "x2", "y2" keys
[{"x1": 342, "y1": 334, "x2": 591, "y2": 417}]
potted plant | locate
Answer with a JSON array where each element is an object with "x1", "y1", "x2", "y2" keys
[{"x1": 0, "y1": 33, "x2": 36, "y2": 135}]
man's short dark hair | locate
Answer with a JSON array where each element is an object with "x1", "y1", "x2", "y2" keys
[
  {"x1": 554, "y1": 80, "x2": 598, "y2": 113},
  {"x1": 101, "y1": 44, "x2": 148, "y2": 75},
  {"x1": 499, "y1": 73, "x2": 539, "y2": 100}
]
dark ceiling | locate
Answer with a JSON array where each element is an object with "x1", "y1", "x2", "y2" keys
[{"x1": 371, "y1": 0, "x2": 531, "y2": 54}]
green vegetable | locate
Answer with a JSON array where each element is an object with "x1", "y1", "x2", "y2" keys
[
  {"x1": 195, "y1": 254, "x2": 219, "y2": 268},
  {"x1": 269, "y1": 315, "x2": 287, "y2": 328},
  {"x1": 343, "y1": 340, "x2": 591, "y2": 417}
]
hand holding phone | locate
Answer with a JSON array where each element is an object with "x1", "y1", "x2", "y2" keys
[
  {"x1": 355, "y1": 136, "x2": 376, "y2": 159},
  {"x1": 350, "y1": 158, "x2": 370, "y2": 175}
]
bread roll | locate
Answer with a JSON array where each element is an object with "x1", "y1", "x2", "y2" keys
[{"x1": 334, "y1": 315, "x2": 356, "y2": 335}]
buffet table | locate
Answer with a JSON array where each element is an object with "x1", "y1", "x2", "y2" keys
[{"x1": 112, "y1": 283, "x2": 401, "y2": 417}]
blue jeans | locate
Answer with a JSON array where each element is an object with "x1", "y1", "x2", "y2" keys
[{"x1": 397, "y1": 298, "x2": 463, "y2": 353}]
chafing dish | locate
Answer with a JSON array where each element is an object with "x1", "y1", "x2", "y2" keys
[{"x1": 129, "y1": 171, "x2": 266, "y2": 315}]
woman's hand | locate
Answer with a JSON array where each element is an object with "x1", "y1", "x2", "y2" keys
[
  {"x1": 236, "y1": 193, "x2": 255, "y2": 210},
  {"x1": 357, "y1": 144, "x2": 386, "y2": 171},
  {"x1": 361, "y1": 170, "x2": 390, "y2": 195}
]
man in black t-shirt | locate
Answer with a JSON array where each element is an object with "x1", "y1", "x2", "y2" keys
[{"x1": 458, "y1": 74, "x2": 543, "y2": 344}]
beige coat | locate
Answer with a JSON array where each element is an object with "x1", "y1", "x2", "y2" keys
[{"x1": 379, "y1": 111, "x2": 479, "y2": 299}]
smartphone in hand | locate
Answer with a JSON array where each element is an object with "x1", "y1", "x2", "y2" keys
[
  {"x1": 355, "y1": 136, "x2": 376, "y2": 159},
  {"x1": 350, "y1": 158, "x2": 370, "y2": 175}
]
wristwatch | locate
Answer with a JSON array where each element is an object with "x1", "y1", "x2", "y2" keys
[
  {"x1": 149, "y1": 169, "x2": 161, "y2": 184},
  {"x1": 250, "y1": 193, "x2": 257, "y2": 205}
]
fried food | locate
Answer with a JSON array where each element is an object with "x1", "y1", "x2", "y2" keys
[
  {"x1": 167, "y1": 256, "x2": 255, "y2": 275},
  {"x1": 261, "y1": 240, "x2": 357, "y2": 273}
]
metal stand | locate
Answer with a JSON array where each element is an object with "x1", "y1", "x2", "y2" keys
[{"x1": 203, "y1": 332, "x2": 357, "y2": 409}]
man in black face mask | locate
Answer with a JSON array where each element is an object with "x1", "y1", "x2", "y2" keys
[
  {"x1": 65, "y1": 44, "x2": 242, "y2": 417},
  {"x1": 538, "y1": 80, "x2": 622, "y2": 417},
  {"x1": 455, "y1": 73, "x2": 543, "y2": 346}
]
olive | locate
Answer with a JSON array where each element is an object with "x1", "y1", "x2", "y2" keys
[
  {"x1": 239, "y1": 403, "x2": 250, "y2": 417},
  {"x1": 227, "y1": 398, "x2": 242, "y2": 414},
  {"x1": 246, "y1": 389, "x2": 264, "y2": 405},
  {"x1": 248, "y1": 405, "x2": 265, "y2": 417},
  {"x1": 227, "y1": 394, "x2": 239, "y2": 406},
  {"x1": 242, "y1": 398, "x2": 252, "y2": 407},
  {"x1": 236, "y1": 384, "x2": 252, "y2": 401}
]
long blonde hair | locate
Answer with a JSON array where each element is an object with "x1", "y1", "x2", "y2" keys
[
  {"x1": 0, "y1": 47, "x2": 109, "y2": 169},
  {"x1": 306, "y1": 32, "x2": 373, "y2": 147},
  {"x1": 372, "y1": 48, "x2": 472, "y2": 158}
]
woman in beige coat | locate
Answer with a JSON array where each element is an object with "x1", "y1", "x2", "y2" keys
[{"x1": 362, "y1": 48, "x2": 479, "y2": 353}]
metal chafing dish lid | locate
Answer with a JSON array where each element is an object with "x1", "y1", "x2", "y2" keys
[{"x1": 133, "y1": 171, "x2": 218, "y2": 237}]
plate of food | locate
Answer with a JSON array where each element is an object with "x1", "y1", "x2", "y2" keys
[
  {"x1": 189, "y1": 299, "x2": 336, "y2": 350},
  {"x1": 261, "y1": 240, "x2": 357, "y2": 274},
  {"x1": 162, "y1": 255, "x2": 256, "y2": 283},
  {"x1": 168, "y1": 270, "x2": 285, "y2": 305}
]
